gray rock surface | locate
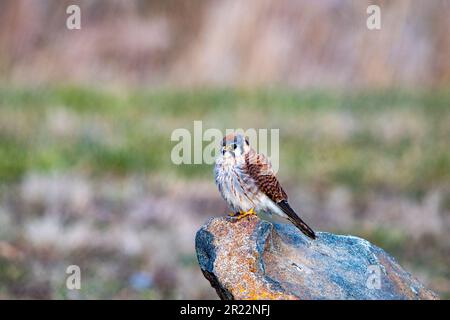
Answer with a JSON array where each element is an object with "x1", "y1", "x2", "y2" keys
[{"x1": 196, "y1": 216, "x2": 438, "y2": 300}]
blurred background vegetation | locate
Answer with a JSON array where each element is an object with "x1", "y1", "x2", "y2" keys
[{"x1": 0, "y1": 0, "x2": 449, "y2": 299}]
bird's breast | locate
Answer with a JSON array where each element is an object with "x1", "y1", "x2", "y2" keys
[{"x1": 214, "y1": 160, "x2": 257, "y2": 212}]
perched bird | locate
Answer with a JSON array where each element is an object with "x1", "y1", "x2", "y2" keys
[{"x1": 214, "y1": 133, "x2": 316, "y2": 239}]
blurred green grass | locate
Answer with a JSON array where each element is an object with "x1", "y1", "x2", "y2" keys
[
  {"x1": 0, "y1": 86, "x2": 449, "y2": 298},
  {"x1": 1, "y1": 85, "x2": 449, "y2": 199}
]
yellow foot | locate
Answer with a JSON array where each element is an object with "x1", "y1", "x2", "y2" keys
[{"x1": 236, "y1": 208, "x2": 257, "y2": 220}]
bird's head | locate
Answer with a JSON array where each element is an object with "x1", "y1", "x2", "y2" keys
[{"x1": 220, "y1": 133, "x2": 250, "y2": 159}]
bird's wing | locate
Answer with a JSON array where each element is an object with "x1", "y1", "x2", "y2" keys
[
  {"x1": 244, "y1": 150, "x2": 287, "y2": 202},
  {"x1": 245, "y1": 149, "x2": 316, "y2": 239}
]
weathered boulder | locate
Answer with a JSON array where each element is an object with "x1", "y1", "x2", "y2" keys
[{"x1": 195, "y1": 216, "x2": 438, "y2": 300}]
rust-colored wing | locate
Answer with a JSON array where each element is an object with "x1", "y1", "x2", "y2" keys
[
  {"x1": 245, "y1": 149, "x2": 316, "y2": 239},
  {"x1": 244, "y1": 150, "x2": 287, "y2": 202}
]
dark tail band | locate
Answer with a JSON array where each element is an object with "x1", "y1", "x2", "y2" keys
[{"x1": 277, "y1": 200, "x2": 316, "y2": 239}]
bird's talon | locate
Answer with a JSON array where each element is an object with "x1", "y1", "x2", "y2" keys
[{"x1": 235, "y1": 208, "x2": 256, "y2": 220}]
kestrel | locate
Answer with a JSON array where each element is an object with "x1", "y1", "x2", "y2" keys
[{"x1": 214, "y1": 133, "x2": 316, "y2": 239}]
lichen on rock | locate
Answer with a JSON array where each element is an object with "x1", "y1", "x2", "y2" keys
[{"x1": 195, "y1": 216, "x2": 438, "y2": 300}]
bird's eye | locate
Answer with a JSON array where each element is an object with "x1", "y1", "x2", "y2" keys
[{"x1": 232, "y1": 144, "x2": 237, "y2": 150}]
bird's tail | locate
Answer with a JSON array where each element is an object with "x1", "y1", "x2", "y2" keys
[
  {"x1": 287, "y1": 216, "x2": 316, "y2": 239},
  {"x1": 277, "y1": 200, "x2": 316, "y2": 239}
]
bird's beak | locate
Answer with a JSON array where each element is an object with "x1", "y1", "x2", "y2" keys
[{"x1": 222, "y1": 145, "x2": 233, "y2": 155}]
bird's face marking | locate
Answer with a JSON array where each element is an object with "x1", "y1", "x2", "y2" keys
[{"x1": 220, "y1": 133, "x2": 250, "y2": 160}]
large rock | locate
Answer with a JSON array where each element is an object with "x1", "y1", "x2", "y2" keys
[{"x1": 195, "y1": 216, "x2": 438, "y2": 300}]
